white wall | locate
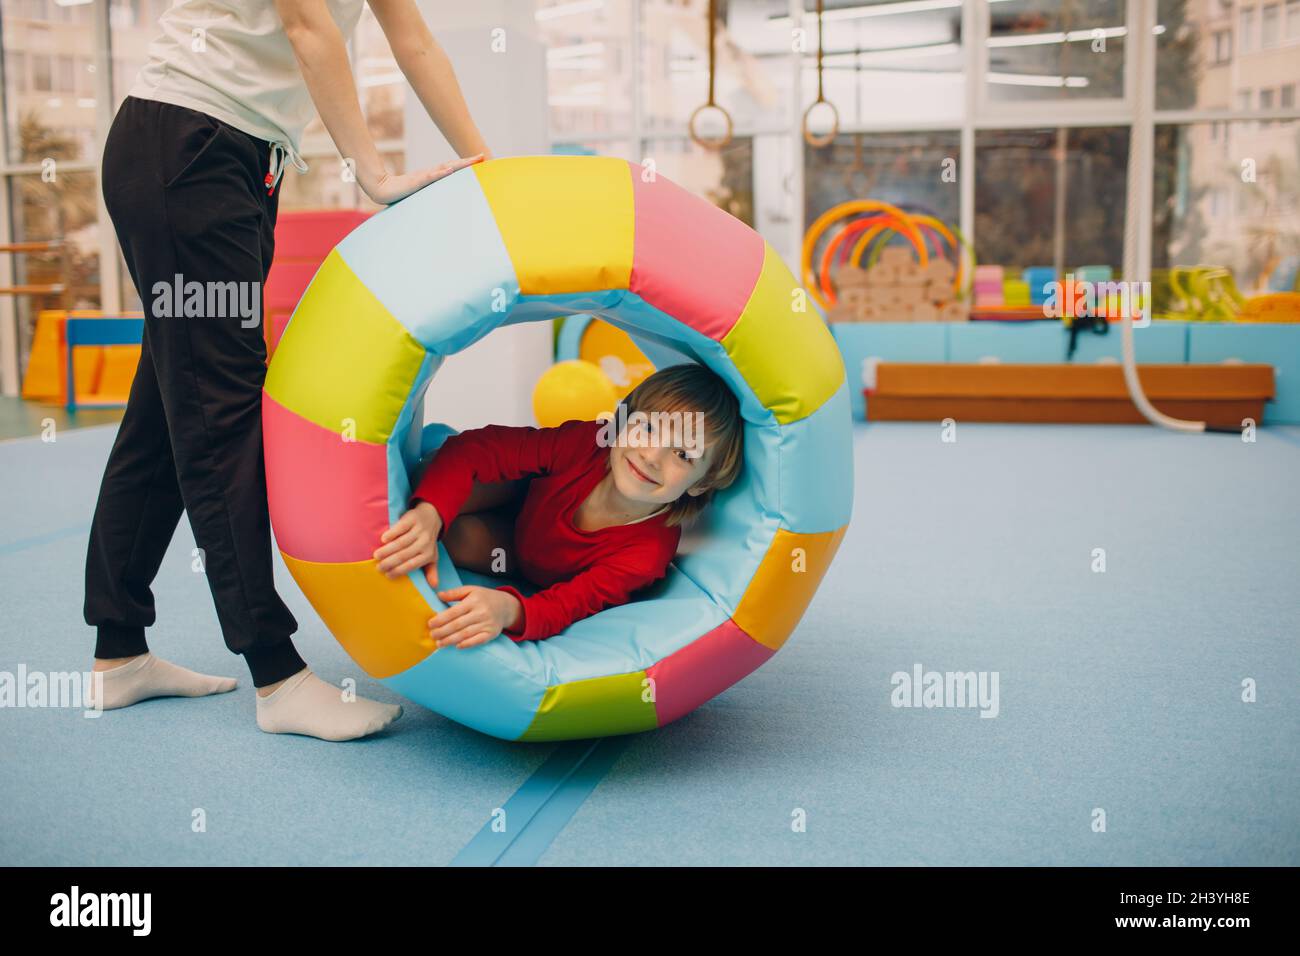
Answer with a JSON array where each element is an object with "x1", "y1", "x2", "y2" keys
[
  {"x1": 753, "y1": 132, "x2": 800, "y2": 272},
  {"x1": 407, "y1": 2, "x2": 552, "y2": 430}
]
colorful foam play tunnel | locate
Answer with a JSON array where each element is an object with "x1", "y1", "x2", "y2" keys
[{"x1": 262, "y1": 155, "x2": 853, "y2": 741}]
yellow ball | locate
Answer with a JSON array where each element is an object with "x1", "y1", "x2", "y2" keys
[{"x1": 532, "y1": 359, "x2": 618, "y2": 427}]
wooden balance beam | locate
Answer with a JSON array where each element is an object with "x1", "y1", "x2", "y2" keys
[{"x1": 866, "y1": 363, "x2": 1275, "y2": 428}]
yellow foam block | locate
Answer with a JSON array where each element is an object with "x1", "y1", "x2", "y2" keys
[
  {"x1": 93, "y1": 346, "x2": 141, "y2": 400},
  {"x1": 21, "y1": 311, "x2": 105, "y2": 402}
]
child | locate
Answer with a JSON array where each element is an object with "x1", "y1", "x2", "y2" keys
[{"x1": 373, "y1": 364, "x2": 744, "y2": 649}]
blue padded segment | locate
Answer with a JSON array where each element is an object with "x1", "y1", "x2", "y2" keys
[
  {"x1": 333, "y1": 170, "x2": 518, "y2": 356},
  {"x1": 380, "y1": 621, "x2": 542, "y2": 742},
  {"x1": 626, "y1": 331, "x2": 697, "y2": 371},
  {"x1": 673, "y1": 454, "x2": 779, "y2": 617},
  {"x1": 386, "y1": 352, "x2": 439, "y2": 529},
  {"x1": 505, "y1": 568, "x2": 727, "y2": 686},
  {"x1": 418, "y1": 421, "x2": 460, "y2": 459},
  {"x1": 779, "y1": 379, "x2": 854, "y2": 534},
  {"x1": 500, "y1": 291, "x2": 625, "y2": 329},
  {"x1": 380, "y1": 567, "x2": 725, "y2": 741},
  {"x1": 388, "y1": 412, "x2": 467, "y2": 640}
]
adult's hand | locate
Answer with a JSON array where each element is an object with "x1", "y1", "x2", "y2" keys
[{"x1": 360, "y1": 153, "x2": 487, "y2": 206}]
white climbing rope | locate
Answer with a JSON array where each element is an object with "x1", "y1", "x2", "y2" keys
[{"x1": 1119, "y1": 0, "x2": 1206, "y2": 432}]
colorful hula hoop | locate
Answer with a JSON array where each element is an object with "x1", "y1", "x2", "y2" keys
[
  {"x1": 844, "y1": 219, "x2": 949, "y2": 266},
  {"x1": 854, "y1": 215, "x2": 974, "y2": 297},
  {"x1": 803, "y1": 199, "x2": 973, "y2": 309},
  {"x1": 820, "y1": 217, "x2": 952, "y2": 304},
  {"x1": 818, "y1": 214, "x2": 913, "y2": 305}
]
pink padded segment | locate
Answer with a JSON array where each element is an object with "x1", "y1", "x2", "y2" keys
[
  {"x1": 647, "y1": 619, "x2": 775, "y2": 728},
  {"x1": 262, "y1": 390, "x2": 391, "y2": 564},
  {"x1": 627, "y1": 161, "x2": 766, "y2": 341}
]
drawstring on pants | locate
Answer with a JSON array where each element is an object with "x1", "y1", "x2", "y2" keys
[{"x1": 265, "y1": 141, "x2": 308, "y2": 196}]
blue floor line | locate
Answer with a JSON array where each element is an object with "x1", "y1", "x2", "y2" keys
[
  {"x1": 0, "y1": 522, "x2": 91, "y2": 556},
  {"x1": 450, "y1": 737, "x2": 631, "y2": 867}
]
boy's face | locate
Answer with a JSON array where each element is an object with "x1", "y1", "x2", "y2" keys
[{"x1": 608, "y1": 412, "x2": 713, "y2": 506}]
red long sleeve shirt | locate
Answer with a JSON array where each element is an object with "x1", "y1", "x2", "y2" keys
[{"x1": 407, "y1": 418, "x2": 682, "y2": 642}]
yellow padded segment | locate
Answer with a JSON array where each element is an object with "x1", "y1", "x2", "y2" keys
[
  {"x1": 723, "y1": 244, "x2": 846, "y2": 424},
  {"x1": 519, "y1": 671, "x2": 658, "y2": 742},
  {"x1": 264, "y1": 251, "x2": 424, "y2": 445},
  {"x1": 472, "y1": 157, "x2": 635, "y2": 296},
  {"x1": 281, "y1": 552, "x2": 434, "y2": 678},
  {"x1": 732, "y1": 525, "x2": 848, "y2": 650}
]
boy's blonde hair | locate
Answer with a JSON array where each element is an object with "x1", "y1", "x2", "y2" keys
[{"x1": 613, "y1": 363, "x2": 744, "y2": 529}]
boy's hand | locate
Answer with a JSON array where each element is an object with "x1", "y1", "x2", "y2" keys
[
  {"x1": 375, "y1": 502, "x2": 443, "y2": 586},
  {"x1": 425, "y1": 586, "x2": 522, "y2": 650}
]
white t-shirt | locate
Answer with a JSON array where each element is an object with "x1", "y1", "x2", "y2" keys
[{"x1": 128, "y1": 0, "x2": 366, "y2": 190}]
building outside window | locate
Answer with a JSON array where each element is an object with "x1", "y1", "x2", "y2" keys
[
  {"x1": 1212, "y1": 29, "x2": 1232, "y2": 64},
  {"x1": 1261, "y1": 3, "x2": 1280, "y2": 46},
  {"x1": 1240, "y1": 6, "x2": 1255, "y2": 53}
]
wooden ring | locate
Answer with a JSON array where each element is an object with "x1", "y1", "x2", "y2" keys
[
  {"x1": 688, "y1": 102, "x2": 734, "y2": 151},
  {"x1": 802, "y1": 99, "x2": 840, "y2": 148}
]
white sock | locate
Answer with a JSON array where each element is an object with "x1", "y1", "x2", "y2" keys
[
  {"x1": 255, "y1": 668, "x2": 402, "y2": 741},
  {"x1": 89, "y1": 652, "x2": 237, "y2": 710}
]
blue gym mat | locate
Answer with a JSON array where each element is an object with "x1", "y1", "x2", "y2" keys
[{"x1": 1, "y1": 420, "x2": 1297, "y2": 865}]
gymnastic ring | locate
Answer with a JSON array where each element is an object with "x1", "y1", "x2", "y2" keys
[
  {"x1": 689, "y1": 102, "x2": 734, "y2": 151},
  {"x1": 802, "y1": 100, "x2": 840, "y2": 149}
]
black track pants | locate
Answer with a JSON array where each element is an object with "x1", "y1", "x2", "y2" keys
[{"x1": 84, "y1": 95, "x2": 305, "y2": 687}]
